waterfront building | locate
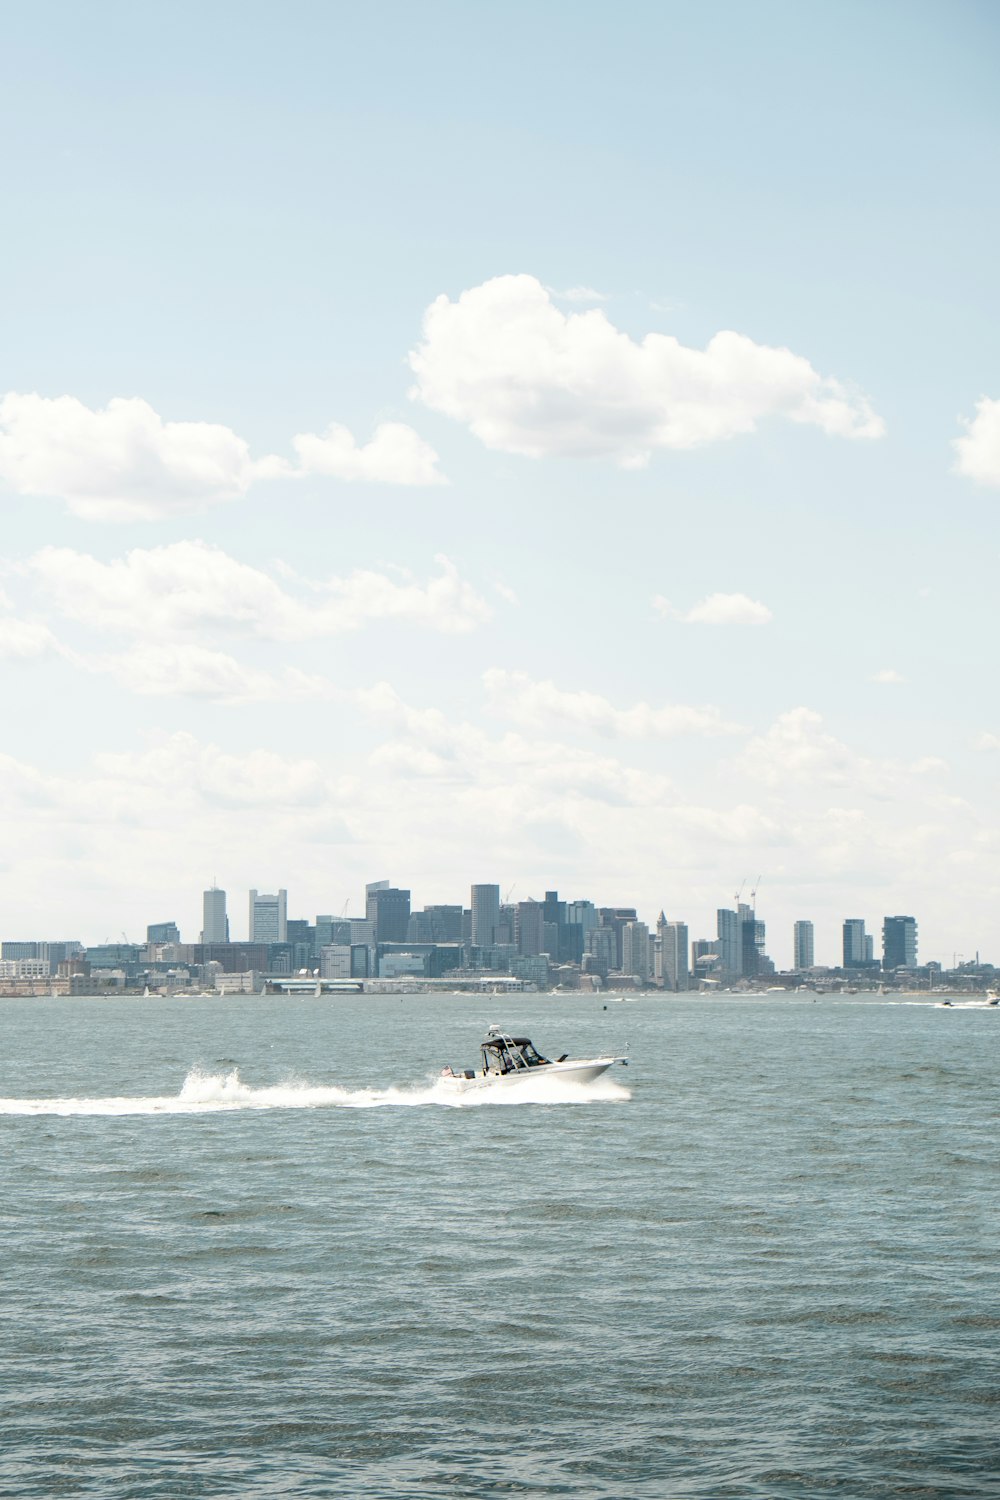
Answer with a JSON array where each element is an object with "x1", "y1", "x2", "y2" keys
[
  {"x1": 1, "y1": 942, "x2": 40, "y2": 960},
  {"x1": 717, "y1": 908, "x2": 741, "y2": 983},
  {"x1": 692, "y1": 939, "x2": 721, "y2": 984},
  {"x1": 515, "y1": 900, "x2": 544, "y2": 957},
  {"x1": 249, "y1": 889, "x2": 287, "y2": 944},
  {"x1": 883, "y1": 915, "x2": 918, "y2": 971},
  {"x1": 793, "y1": 921, "x2": 815, "y2": 970},
  {"x1": 470, "y1": 885, "x2": 501, "y2": 948},
  {"x1": 585, "y1": 926, "x2": 616, "y2": 974},
  {"x1": 661, "y1": 919, "x2": 689, "y2": 991},
  {"x1": 365, "y1": 881, "x2": 410, "y2": 943},
  {"x1": 597, "y1": 908, "x2": 638, "y2": 970},
  {"x1": 202, "y1": 887, "x2": 229, "y2": 944},
  {"x1": 320, "y1": 945, "x2": 352, "y2": 979},
  {"x1": 622, "y1": 920, "x2": 651, "y2": 981},
  {"x1": 843, "y1": 918, "x2": 871, "y2": 969},
  {"x1": 316, "y1": 915, "x2": 351, "y2": 947},
  {"x1": 741, "y1": 916, "x2": 767, "y2": 979}
]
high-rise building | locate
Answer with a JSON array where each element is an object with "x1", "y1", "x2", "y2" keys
[
  {"x1": 622, "y1": 920, "x2": 651, "y2": 981},
  {"x1": 470, "y1": 885, "x2": 501, "y2": 948},
  {"x1": 882, "y1": 915, "x2": 917, "y2": 971},
  {"x1": 365, "y1": 882, "x2": 410, "y2": 943},
  {"x1": 717, "y1": 908, "x2": 741, "y2": 983},
  {"x1": 249, "y1": 889, "x2": 287, "y2": 944},
  {"x1": 661, "y1": 920, "x2": 689, "y2": 991},
  {"x1": 843, "y1": 918, "x2": 869, "y2": 968},
  {"x1": 741, "y1": 916, "x2": 767, "y2": 978},
  {"x1": 793, "y1": 921, "x2": 815, "y2": 970},
  {"x1": 597, "y1": 908, "x2": 638, "y2": 970},
  {"x1": 147, "y1": 921, "x2": 180, "y2": 945},
  {"x1": 202, "y1": 887, "x2": 229, "y2": 944},
  {"x1": 515, "y1": 900, "x2": 544, "y2": 957}
]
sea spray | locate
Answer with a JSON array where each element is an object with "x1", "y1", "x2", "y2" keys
[{"x1": 0, "y1": 1066, "x2": 631, "y2": 1117}]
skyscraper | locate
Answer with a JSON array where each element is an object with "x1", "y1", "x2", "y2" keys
[
  {"x1": 793, "y1": 920, "x2": 814, "y2": 970},
  {"x1": 249, "y1": 889, "x2": 287, "y2": 944},
  {"x1": 661, "y1": 920, "x2": 689, "y2": 991},
  {"x1": 622, "y1": 920, "x2": 650, "y2": 980},
  {"x1": 202, "y1": 886, "x2": 229, "y2": 944},
  {"x1": 882, "y1": 915, "x2": 917, "y2": 971},
  {"x1": 717, "y1": 908, "x2": 741, "y2": 984},
  {"x1": 843, "y1": 918, "x2": 869, "y2": 968},
  {"x1": 515, "y1": 900, "x2": 544, "y2": 957},
  {"x1": 365, "y1": 881, "x2": 410, "y2": 943},
  {"x1": 470, "y1": 884, "x2": 500, "y2": 948}
]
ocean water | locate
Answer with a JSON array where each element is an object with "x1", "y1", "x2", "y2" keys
[{"x1": 1, "y1": 992, "x2": 998, "y2": 1499}]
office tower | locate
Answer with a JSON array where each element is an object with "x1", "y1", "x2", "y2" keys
[
  {"x1": 597, "y1": 908, "x2": 638, "y2": 970},
  {"x1": 793, "y1": 921, "x2": 815, "y2": 970},
  {"x1": 365, "y1": 882, "x2": 410, "y2": 943},
  {"x1": 717, "y1": 908, "x2": 741, "y2": 983},
  {"x1": 147, "y1": 921, "x2": 180, "y2": 945},
  {"x1": 622, "y1": 921, "x2": 651, "y2": 981},
  {"x1": 882, "y1": 915, "x2": 917, "y2": 971},
  {"x1": 566, "y1": 899, "x2": 598, "y2": 941},
  {"x1": 1, "y1": 942, "x2": 40, "y2": 960},
  {"x1": 843, "y1": 918, "x2": 868, "y2": 968},
  {"x1": 741, "y1": 916, "x2": 766, "y2": 979},
  {"x1": 202, "y1": 887, "x2": 229, "y2": 944},
  {"x1": 585, "y1": 926, "x2": 616, "y2": 975},
  {"x1": 470, "y1": 885, "x2": 501, "y2": 948},
  {"x1": 661, "y1": 920, "x2": 689, "y2": 991},
  {"x1": 515, "y1": 900, "x2": 544, "y2": 957},
  {"x1": 249, "y1": 889, "x2": 287, "y2": 944}
]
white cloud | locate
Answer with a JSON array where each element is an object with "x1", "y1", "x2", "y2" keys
[
  {"x1": 27, "y1": 542, "x2": 492, "y2": 641},
  {"x1": 974, "y1": 732, "x2": 1000, "y2": 751},
  {"x1": 0, "y1": 392, "x2": 445, "y2": 521},
  {"x1": 654, "y1": 592, "x2": 773, "y2": 625},
  {"x1": 291, "y1": 420, "x2": 445, "y2": 485},
  {"x1": 93, "y1": 644, "x2": 337, "y2": 703},
  {"x1": 547, "y1": 285, "x2": 609, "y2": 303},
  {"x1": 740, "y1": 707, "x2": 947, "y2": 797},
  {"x1": 953, "y1": 396, "x2": 1000, "y2": 487},
  {"x1": 358, "y1": 682, "x2": 673, "y2": 806},
  {"x1": 0, "y1": 392, "x2": 284, "y2": 522},
  {"x1": 870, "y1": 668, "x2": 905, "y2": 684},
  {"x1": 482, "y1": 669, "x2": 744, "y2": 738},
  {"x1": 93, "y1": 734, "x2": 331, "y2": 809},
  {"x1": 0, "y1": 615, "x2": 58, "y2": 660},
  {"x1": 408, "y1": 274, "x2": 884, "y2": 465}
]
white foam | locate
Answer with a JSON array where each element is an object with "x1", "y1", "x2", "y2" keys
[{"x1": 0, "y1": 1066, "x2": 631, "y2": 1117}]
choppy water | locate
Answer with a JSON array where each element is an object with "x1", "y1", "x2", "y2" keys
[{"x1": 1, "y1": 992, "x2": 997, "y2": 1498}]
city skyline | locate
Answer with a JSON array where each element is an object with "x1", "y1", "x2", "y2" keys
[
  {"x1": 1, "y1": 5, "x2": 998, "y2": 969},
  {"x1": 1, "y1": 869, "x2": 980, "y2": 976}
]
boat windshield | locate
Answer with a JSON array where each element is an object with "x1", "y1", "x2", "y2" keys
[{"x1": 480, "y1": 1034, "x2": 551, "y2": 1073}]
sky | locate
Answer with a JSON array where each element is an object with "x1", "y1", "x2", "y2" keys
[{"x1": 1, "y1": 0, "x2": 998, "y2": 966}]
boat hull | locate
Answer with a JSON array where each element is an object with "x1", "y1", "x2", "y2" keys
[{"x1": 443, "y1": 1057, "x2": 622, "y2": 1091}]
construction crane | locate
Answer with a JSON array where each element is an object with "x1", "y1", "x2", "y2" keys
[
  {"x1": 750, "y1": 875, "x2": 763, "y2": 914},
  {"x1": 503, "y1": 884, "x2": 517, "y2": 903},
  {"x1": 734, "y1": 879, "x2": 746, "y2": 910}
]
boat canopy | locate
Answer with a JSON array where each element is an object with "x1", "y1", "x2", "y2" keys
[{"x1": 480, "y1": 1031, "x2": 552, "y2": 1071}]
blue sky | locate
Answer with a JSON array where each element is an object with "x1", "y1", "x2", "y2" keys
[{"x1": 1, "y1": 0, "x2": 998, "y2": 965}]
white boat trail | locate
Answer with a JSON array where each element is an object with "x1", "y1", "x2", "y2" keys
[{"x1": 0, "y1": 1065, "x2": 631, "y2": 1116}]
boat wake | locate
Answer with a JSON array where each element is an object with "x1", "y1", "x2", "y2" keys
[{"x1": 0, "y1": 1065, "x2": 631, "y2": 1116}]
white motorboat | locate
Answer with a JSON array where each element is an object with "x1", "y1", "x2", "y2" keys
[{"x1": 441, "y1": 1026, "x2": 627, "y2": 1089}]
